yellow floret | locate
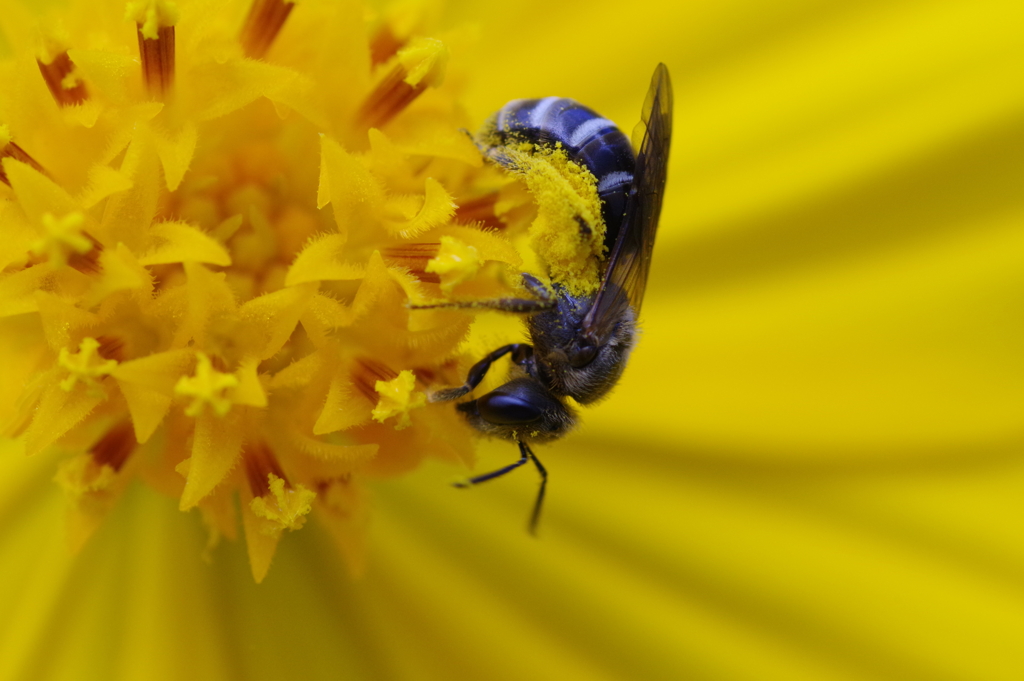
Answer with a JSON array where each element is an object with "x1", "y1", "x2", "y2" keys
[
  {"x1": 58, "y1": 337, "x2": 118, "y2": 393},
  {"x1": 250, "y1": 474, "x2": 317, "y2": 535},
  {"x1": 174, "y1": 352, "x2": 240, "y2": 417},
  {"x1": 31, "y1": 212, "x2": 93, "y2": 268},
  {"x1": 426, "y1": 235, "x2": 483, "y2": 294},
  {"x1": 372, "y1": 370, "x2": 427, "y2": 430}
]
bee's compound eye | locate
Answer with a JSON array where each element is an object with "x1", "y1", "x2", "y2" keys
[{"x1": 477, "y1": 390, "x2": 543, "y2": 425}]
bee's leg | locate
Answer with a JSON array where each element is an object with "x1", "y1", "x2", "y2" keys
[
  {"x1": 408, "y1": 298, "x2": 554, "y2": 313},
  {"x1": 408, "y1": 272, "x2": 554, "y2": 313},
  {"x1": 519, "y1": 273, "x2": 553, "y2": 302},
  {"x1": 453, "y1": 440, "x2": 547, "y2": 536},
  {"x1": 430, "y1": 343, "x2": 532, "y2": 402}
]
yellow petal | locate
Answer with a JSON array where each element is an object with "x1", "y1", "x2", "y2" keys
[
  {"x1": 139, "y1": 221, "x2": 231, "y2": 267},
  {"x1": 237, "y1": 282, "x2": 316, "y2": 360},
  {"x1": 99, "y1": 132, "x2": 161, "y2": 252},
  {"x1": 34, "y1": 291, "x2": 100, "y2": 351},
  {"x1": 285, "y1": 233, "x2": 365, "y2": 286},
  {"x1": 150, "y1": 123, "x2": 197, "y2": 191},
  {"x1": 76, "y1": 164, "x2": 133, "y2": 209},
  {"x1": 23, "y1": 382, "x2": 106, "y2": 457},
  {"x1": 2, "y1": 158, "x2": 79, "y2": 225},
  {"x1": 385, "y1": 177, "x2": 456, "y2": 238},
  {"x1": 231, "y1": 358, "x2": 268, "y2": 409},
  {"x1": 313, "y1": 371, "x2": 371, "y2": 435},
  {"x1": 179, "y1": 409, "x2": 243, "y2": 510},
  {"x1": 317, "y1": 135, "x2": 385, "y2": 241}
]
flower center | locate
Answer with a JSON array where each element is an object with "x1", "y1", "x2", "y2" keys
[{"x1": 0, "y1": 0, "x2": 603, "y2": 582}]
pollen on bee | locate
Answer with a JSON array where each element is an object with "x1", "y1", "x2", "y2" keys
[
  {"x1": 239, "y1": 0, "x2": 295, "y2": 59},
  {"x1": 90, "y1": 421, "x2": 136, "y2": 472},
  {"x1": 242, "y1": 442, "x2": 288, "y2": 498},
  {"x1": 356, "y1": 37, "x2": 448, "y2": 130},
  {"x1": 37, "y1": 51, "x2": 88, "y2": 107}
]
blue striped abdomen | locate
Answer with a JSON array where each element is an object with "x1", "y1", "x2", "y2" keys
[{"x1": 482, "y1": 97, "x2": 636, "y2": 252}]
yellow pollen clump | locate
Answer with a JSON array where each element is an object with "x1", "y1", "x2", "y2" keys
[
  {"x1": 494, "y1": 141, "x2": 606, "y2": 294},
  {"x1": 58, "y1": 338, "x2": 118, "y2": 393},
  {"x1": 124, "y1": 0, "x2": 181, "y2": 39},
  {"x1": 250, "y1": 474, "x2": 316, "y2": 535},
  {"x1": 426, "y1": 235, "x2": 482, "y2": 293},
  {"x1": 31, "y1": 212, "x2": 93, "y2": 268},
  {"x1": 398, "y1": 37, "x2": 449, "y2": 88},
  {"x1": 55, "y1": 455, "x2": 117, "y2": 497},
  {"x1": 174, "y1": 353, "x2": 239, "y2": 417},
  {"x1": 372, "y1": 370, "x2": 427, "y2": 430}
]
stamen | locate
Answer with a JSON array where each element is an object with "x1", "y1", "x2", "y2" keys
[
  {"x1": 351, "y1": 357, "x2": 397, "y2": 403},
  {"x1": 0, "y1": 127, "x2": 47, "y2": 186},
  {"x1": 369, "y1": 24, "x2": 404, "y2": 66},
  {"x1": 424, "y1": 236, "x2": 482, "y2": 293},
  {"x1": 454, "y1": 192, "x2": 505, "y2": 230},
  {"x1": 95, "y1": 335, "x2": 126, "y2": 362},
  {"x1": 382, "y1": 242, "x2": 441, "y2": 283},
  {"x1": 371, "y1": 369, "x2": 426, "y2": 429},
  {"x1": 239, "y1": 0, "x2": 295, "y2": 59},
  {"x1": 242, "y1": 442, "x2": 288, "y2": 498},
  {"x1": 174, "y1": 352, "x2": 239, "y2": 417},
  {"x1": 90, "y1": 421, "x2": 136, "y2": 472},
  {"x1": 37, "y1": 51, "x2": 88, "y2": 107},
  {"x1": 58, "y1": 337, "x2": 118, "y2": 393},
  {"x1": 357, "y1": 37, "x2": 448, "y2": 130},
  {"x1": 66, "y1": 232, "x2": 104, "y2": 275},
  {"x1": 125, "y1": 0, "x2": 179, "y2": 98},
  {"x1": 30, "y1": 211, "x2": 102, "y2": 272}
]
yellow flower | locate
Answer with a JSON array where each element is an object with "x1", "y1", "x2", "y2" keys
[
  {"x1": 2, "y1": 0, "x2": 531, "y2": 584},
  {"x1": 1, "y1": 1, "x2": 1023, "y2": 681}
]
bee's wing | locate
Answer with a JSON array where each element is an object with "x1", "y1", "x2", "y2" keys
[{"x1": 582, "y1": 63, "x2": 673, "y2": 342}]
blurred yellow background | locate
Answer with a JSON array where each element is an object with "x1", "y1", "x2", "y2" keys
[{"x1": 2, "y1": 1, "x2": 1024, "y2": 680}]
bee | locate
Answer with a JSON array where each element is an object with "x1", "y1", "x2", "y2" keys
[{"x1": 431, "y1": 64, "x2": 673, "y2": 533}]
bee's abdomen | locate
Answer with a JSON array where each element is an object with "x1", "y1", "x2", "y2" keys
[{"x1": 485, "y1": 97, "x2": 636, "y2": 251}]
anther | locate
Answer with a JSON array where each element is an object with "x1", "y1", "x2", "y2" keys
[
  {"x1": 95, "y1": 335, "x2": 126, "y2": 362},
  {"x1": 90, "y1": 421, "x2": 136, "y2": 472},
  {"x1": 30, "y1": 212, "x2": 102, "y2": 272},
  {"x1": 66, "y1": 232, "x2": 104, "y2": 274},
  {"x1": 351, "y1": 357, "x2": 397, "y2": 403},
  {"x1": 369, "y1": 24, "x2": 404, "y2": 66},
  {"x1": 357, "y1": 37, "x2": 448, "y2": 130},
  {"x1": 454, "y1": 192, "x2": 505, "y2": 230},
  {"x1": 382, "y1": 242, "x2": 442, "y2": 283},
  {"x1": 242, "y1": 443, "x2": 288, "y2": 498},
  {"x1": 0, "y1": 126, "x2": 47, "y2": 186},
  {"x1": 126, "y1": 0, "x2": 179, "y2": 98},
  {"x1": 37, "y1": 50, "x2": 88, "y2": 107},
  {"x1": 239, "y1": 0, "x2": 295, "y2": 59}
]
